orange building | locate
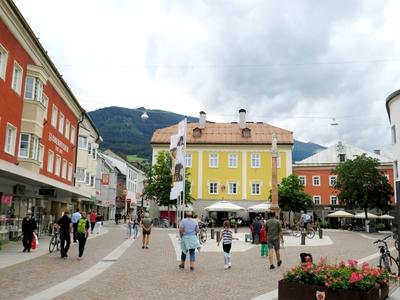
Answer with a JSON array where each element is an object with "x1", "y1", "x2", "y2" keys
[
  {"x1": 0, "y1": 0, "x2": 91, "y2": 240},
  {"x1": 293, "y1": 142, "x2": 395, "y2": 220}
]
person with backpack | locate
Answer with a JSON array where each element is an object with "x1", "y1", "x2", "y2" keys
[{"x1": 76, "y1": 211, "x2": 90, "y2": 260}]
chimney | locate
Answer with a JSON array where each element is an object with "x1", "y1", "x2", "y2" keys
[
  {"x1": 199, "y1": 111, "x2": 206, "y2": 129},
  {"x1": 373, "y1": 149, "x2": 381, "y2": 156},
  {"x1": 239, "y1": 109, "x2": 246, "y2": 128}
]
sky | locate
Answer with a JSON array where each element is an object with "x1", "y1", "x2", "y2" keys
[{"x1": 13, "y1": 0, "x2": 400, "y2": 156}]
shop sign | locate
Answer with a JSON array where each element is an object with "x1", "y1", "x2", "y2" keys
[
  {"x1": 1, "y1": 194, "x2": 13, "y2": 205},
  {"x1": 48, "y1": 133, "x2": 69, "y2": 154}
]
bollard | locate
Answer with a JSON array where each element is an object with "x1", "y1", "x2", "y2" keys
[
  {"x1": 301, "y1": 232, "x2": 306, "y2": 245},
  {"x1": 319, "y1": 228, "x2": 323, "y2": 239},
  {"x1": 234, "y1": 224, "x2": 238, "y2": 233},
  {"x1": 211, "y1": 228, "x2": 215, "y2": 239},
  {"x1": 216, "y1": 230, "x2": 221, "y2": 243}
]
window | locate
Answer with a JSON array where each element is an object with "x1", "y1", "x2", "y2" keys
[
  {"x1": 209, "y1": 153, "x2": 218, "y2": 168},
  {"x1": 85, "y1": 172, "x2": 90, "y2": 184},
  {"x1": 92, "y1": 147, "x2": 97, "y2": 160},
  {"x1": 209, "y1": 182, "x2": 218, "y2": 194},
  {"x1": 339, "y1": 154, "x2": 346, "y2": 162},
  {"x1": 228, "y1": 182, "x2": 237, "y2": 194},
  {"x1": 329, "y1": 175, "x2": 337, "y2": 186},
  {"x1": 65, "y1": 119, "x2": 70, "y2": 139},
  {"x1": 185, "y1": 153, "x2": 192, "y2": 167},
  {"x1": 11, "y1": 62, "x2": 23, "y2": 94},
  {"x1": 18, "y1": 133, "x2": 30, "y2": 158},
  {"x1": 4, "y1": 123, "x2": 16, "y2": 155},
  {"x1": 30, "y1": 135, "x2": 39, "y2": 160},
  {"x1": 0, "y1": 44, "x2": 8, "y2": 80},
  {"x1": 228, "y1": 154, "x2": 238, "y2": 168},
  {"x1": 51, "y1": 105, "x2": 58, "y2": 128},
  {"x1": 330, "y1": 196, "x2": 338, "y2": 205},
  {"x1": 299, "y1": 176, "x2": 306, "y2": 186},
  {"x1": 76, "y1": 167, "x2": 86, "y2": 182},
  {"x1": 58, "y1": 113, "x2": 64, "y2": 134},
  {"x1": 24, "y1": 76, "x2": 44, "y2": 103},
  {"x1": 42, "y1": 94, "x2": 48, "y2": 120},
  {"x1": 392, "y1": 125, "x2": 397, "y2": 145},
  {"x1": 251, "y1": 183, "x2": 261, "y2": 195},
  {"x1": 39, "y1": 144, "x2": 44, "y2": 168},
  {"x1": 47, "y1": 150, "x2": 54, "y2": 173},
  {"x1": 251, "y1": 153, "x2": 260, "y2": 168},
  {"x1": 313, "y1": 196, "x2": 321, "y2": 205},
  {"x1": 70, "y1": 126, "x2": 76, "y2": 145},
  {"x1": 67, "y1": 163, "x2": 73, "y2": 181},
  {"x1": 90, "y1": 175, "x2": 95, "y2": 187},
  {"x1": 312, "y1": 176, "x2": 320, "y2": 186},
  {"x1": 55, "y1": 155, "x2": 61, "y2": 176},
  {"x1": 88, "y1": 143, "x2": 93, "y2": 155},
  {"x1": 61, "y1": 159, "x2": 67, "y2": 179},
  {"x1": 78, "y1": 136, "x2": 88, "y2": 150}
]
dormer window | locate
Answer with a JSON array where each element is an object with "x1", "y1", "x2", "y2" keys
[
  {"x1": 193, "y1": 127, "x2": 202, "y2": 137},
  {"x1": 242, "y1": 128, "x2": 251, "y2": 137}
]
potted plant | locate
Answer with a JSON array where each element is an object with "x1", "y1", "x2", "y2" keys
[{"x1": 279, "y1": 257, "x2": 391, "y2": 300}]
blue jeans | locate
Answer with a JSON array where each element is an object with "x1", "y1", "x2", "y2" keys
[{"x1": 133, "y1": 225, "x2": 138, "y2": 238}]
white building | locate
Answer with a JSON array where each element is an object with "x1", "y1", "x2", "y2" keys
[{"x1": 96, "y1": 152, "x2": 117, "y2": 220}]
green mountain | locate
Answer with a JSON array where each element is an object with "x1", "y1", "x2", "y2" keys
[{"x1": 88, "y1": 106, "x2": 325, "y2": 162}]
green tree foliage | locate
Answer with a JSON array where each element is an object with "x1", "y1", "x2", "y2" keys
[
  {"x1": 142, "y1": 151, "x2": 192, "y2": 208},
  {"x1": 333, "y1": 154, "x2": 393, "y2": 219},
  {"x1": 277, "y1": 174, "x2": 313, "y2": 221}
]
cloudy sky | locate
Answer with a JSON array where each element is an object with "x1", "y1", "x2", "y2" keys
[{"x1": 13, "y1": 0, "x2": 400, "y2": 155}]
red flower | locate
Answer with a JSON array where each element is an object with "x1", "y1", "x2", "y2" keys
[{"x1": 349, "y1": 272, "x2": 364, "y2": 283}]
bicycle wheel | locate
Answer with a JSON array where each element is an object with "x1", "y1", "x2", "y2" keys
[
  {"x1": 49, "y1": 235, "x2": 57, "y2": 253},
  {"x1": 306, "y1": 228, "x2": 315, "y2": 239},
  {"x1": 199, "y1": 229, "x2": 206, "y2": 244},
  {"x1": 293, "y1": 229, "x2": 301, "y2": 238},
  {"x1": 56, "y1": 237, "x2": 61, "y2": 251},
  {"x1": 379, "y1": 255, "x2": 399, "y2": 276}
]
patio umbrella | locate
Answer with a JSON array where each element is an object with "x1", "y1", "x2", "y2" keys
[
  {"x1": 204, "y1": 201, "x2": 245, "y2": 212},
  {"x1": 354, "y1": 212, "x2": 378, "y2": 219},
  {"x1": 379, "y1": 214, "x2": 395, "y2": 220},
  {"x1": 327, "y1": 210, "x2": 354, "y2": 218},
  {"x1": 247, "y1": 202, "x2": 271, "y2": 212}
]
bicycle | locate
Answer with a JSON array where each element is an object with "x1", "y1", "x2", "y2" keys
[
  {"x1": 374, "y1": 234, "x2": 399, "y2": 276},
  {"x1": 293, "y1": 223, "x2": 315, "y2": 239},
  {"x1": 393, "y1": 233, "x2": 399, "y2": 251},
  {"x1": 49, "y1": 227, "x2": 61, "y2": 253},
  {"x1": 198, "y1": 223, "x2": 208, "y2": 244}
]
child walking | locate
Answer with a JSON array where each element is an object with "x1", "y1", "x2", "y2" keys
[
  {"x1": 260, "y1": 224, "x2": 269, "y2": 257},
  {"x1": 217, "y1": 220, "x2": 238, "y2": 269}
]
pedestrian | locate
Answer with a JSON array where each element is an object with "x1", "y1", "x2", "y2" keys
[
  {"x1": 127, "y1": 216, "x2": 134, "y2": 239},
  {"x1": 133, "y1": 216, "x2": 139, "y2": 239},
  {"x1": 179, "y1": 211, "x2": 200, "y2": 271},
  {"x1": 251, "y1": 217, "x2": 261, "y2": 244},
  {"x1": 260, "y1": 224, "x2": 269, "y2": 257},
  {"x1": 95, "y1": 212, "x2": 103, "y2": 234},
  {"x1": 76, "y1": 211, "x2": 90, "y2": 260},
  {"x1": 56, "y1": 211, "x2": 72, "y2": 258},
  {"x1": 115, "y1": 212, "x2": 119, "y2": 224},
  {"x1": 218, "y1": 220, "x2": 238, "y2": 269},
  {"x1": 265, "y1": 211, "x2": 284, "y2": 269},
  {"x1": 21, "y1": 210, "x2": 37, "y2": 253},
  {"x1": 89, "y1": 210, "x2": 96, "y2": 233},
  {"x1": 140, "y1": 213, "x2": 153, "y2": 249},
  {"x1": 71, "y1": 208, "x2": 82, "y2": 243}
]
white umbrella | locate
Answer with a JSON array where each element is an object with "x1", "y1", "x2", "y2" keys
[
  {"x1": 205, "y1": 201, "x2": 245, "y2": 212},
  {"x1": 354, "y1": 212, "x2": 378, "y2": 219},
  {"x1": 247, "y1": 202, "x2": 271, "y2": 212},
  {"x1": 327, "y1": 210, "x2": 354, "y2": 218},
  {"x1": 379, "y1": 214, "x2": 395, "y2": 220}
]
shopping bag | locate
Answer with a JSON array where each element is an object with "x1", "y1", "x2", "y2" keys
[
  {"x1": 31, "y1": 236, "x2": 36, "y2": 250},
  {"x1": 34, "y1": 233, "x2": 39, "y2": 246}
]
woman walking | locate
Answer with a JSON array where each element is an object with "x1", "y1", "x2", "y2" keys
[
  {"x1": 179, "y1": 211, "x2": 200, "y2": 271},
  {"x1": 133, "y1": 216, "x2": 139, "y2": 239},
  {"x1": 95, "y1": 212, "x2": 103, "y2": 234},
  {"x1": 127, "y1": 216, "x2": 134, "y2": 239},
  {"x1": 218, "y1": 220, "x2": 238, "y2": 269}
]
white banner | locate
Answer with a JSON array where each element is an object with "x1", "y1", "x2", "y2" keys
[{"x1": 170, "y1": 119, "x2": 186, "y2": 200}]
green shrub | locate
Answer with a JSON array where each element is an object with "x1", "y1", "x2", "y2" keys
[
  {"x1": 375, "y1": 223, "x2": 386, "y2": 231},
  {"x1": 320, "y1": 220, "x2": 329, "y2": 228}
]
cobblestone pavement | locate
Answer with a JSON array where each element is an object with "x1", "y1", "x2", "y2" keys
[{"x1": 1, "y1": 226, "x2": 399, "y2": 300}]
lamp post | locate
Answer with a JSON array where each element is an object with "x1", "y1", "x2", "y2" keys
[{"x1": 270, "y1": 133, "x2": 280, "y2": 217}]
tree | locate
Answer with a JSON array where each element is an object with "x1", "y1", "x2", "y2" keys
[
  {"x1": 142, "y1": 151, "x2": 193, "y2": 215},
  {"x1": 276, "y1": 174, "x2": 313, "y2": 224},
  {"x1": 333, "y1": 154, "x2": 393, "y2": 220}
]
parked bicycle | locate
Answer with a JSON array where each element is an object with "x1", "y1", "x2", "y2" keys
[
  {"x1": 49, "y1": 227, "x2": 61, "y2": 253},
  {"x1": 293, "y1": 223, "x2": 315, "y2": 239},
  {"x1": 374, "y1": 234, "x2": 399, "y2": 276},
  {"x1": 393, "y1": 233, "x2": 399, "y2": 251},
  {"x1": 198, "y1": 223, "x2": 208, "y2": 244}
]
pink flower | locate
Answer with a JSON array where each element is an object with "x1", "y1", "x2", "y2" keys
[
  {"x1": 319, "y1": 256, "x2": 327, "y2": 264},
  {"x1": 303, "y1": 262, "x2": 314, "y2": 271},
  {"x1": 361, "y1": 262, "x2": 369, "y2": 269},
  {"x1": 347, "y1": 259, "x2": 358, "y2": 267},
  {"x1": 349, "y1": 272, "x2": 364, "y2": 283}
]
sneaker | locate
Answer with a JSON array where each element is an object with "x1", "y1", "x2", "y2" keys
[
  {"x1": 179, "y1": 264, "x2": 184, "y2": 269},
  {"x1": 224, "y1": 265, "x2": 229, "y2": 270},
  {"x1": 145, "y1": 246, "x2": 149, "y2": 249},
  {"x1": 270, "y1": 264, "x2": 275, "y2": 270},
  {"x1": 142, "y1": 245, "x2": 145, "y2": 249},
  {"x1": 190, "y1": 267, "x2": 194, "y2": 271},
  {"x1": 23, "y1": 249, "x2": 26, "y2": 252},
  {"x1": 278, "y1": 260, "x2": 282, "y2": 267},
  {"x1": 228, "y1": 265, "x2": 231, "y2": 269}
]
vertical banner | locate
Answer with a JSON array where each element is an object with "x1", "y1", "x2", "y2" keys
[{"x1": 170, "y1": 118, "x2": 186, "y2": 200}]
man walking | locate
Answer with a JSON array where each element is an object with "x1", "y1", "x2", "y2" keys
[
  {"x1": 56, "y1": 211, "x2": 72, "y2": 258},
  {"x1": 22, "y1": 210, "x2": 37, "y2": 253},
  {"x1": 251, "y1": 216, "x2": 261, "y2": 244},
  {"x1": 265, "y1": 211, "x2": 284, "y2": 270},
  {"x1": 76, "y1": 211, "x2": 90, "y2": 260},
  {"x1": 71, "y1": 208, "x2": 81, "y2": 243}
]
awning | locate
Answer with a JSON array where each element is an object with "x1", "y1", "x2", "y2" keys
[
  {"x1": 247, "y1": 202, "x2": 271, "y2": 213},
  {"x1": 327, "y1": 210, "x2": 354, "y2": 218},
  {"x1": 205, "y1": 201, "x2": 245, "y2": 212},
  {"x1": 379, "y1": 214, "x2": 395, "y2": 220},
  {"x1": 354, "y1": 212, "x2": 378, "y2": 219}
]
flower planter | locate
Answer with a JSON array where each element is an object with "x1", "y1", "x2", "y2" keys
[{"x1": 278, "y1": 280, "x2": 389, "y2": 300}]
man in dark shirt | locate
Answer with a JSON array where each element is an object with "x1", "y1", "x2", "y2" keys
[
  {"x1": 22, "y1": 210, "x2": 37, "y2": 252},
  {"x1": 251, "y1": 217, "x2": 262, "y2": 244},
  {"x1": 57, "y1": 211, "x2": 72, "y2": 258}
]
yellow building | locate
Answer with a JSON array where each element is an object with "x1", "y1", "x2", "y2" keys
[{"x1": 150, "y1": 109, "x2": 293, "y2": 218}]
